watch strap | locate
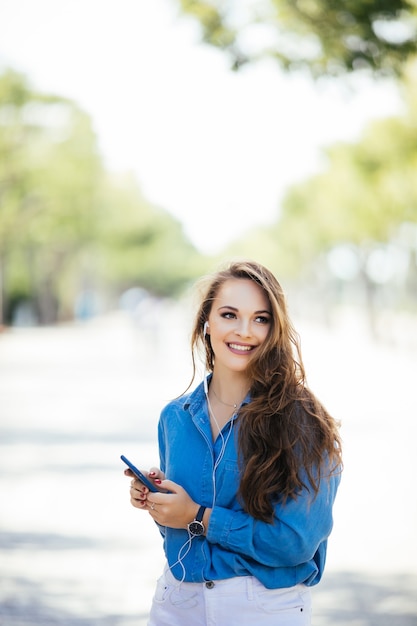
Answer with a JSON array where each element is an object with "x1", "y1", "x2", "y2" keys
[{"x1": 195, "y1": 505, "x2": 206, "y2": 522}]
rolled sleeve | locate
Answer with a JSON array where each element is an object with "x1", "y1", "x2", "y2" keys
[{"x1": 206, "y1": 472, "x2": 340, "y2": 569}]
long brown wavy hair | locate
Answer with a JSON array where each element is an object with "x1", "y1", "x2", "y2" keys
[{"x1": 189, "y1": 259, "x2": 342, "y2": 523}]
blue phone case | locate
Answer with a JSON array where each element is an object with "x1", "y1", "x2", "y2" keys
[{"x1": 120, "y1": 455, "x2": 158, "y2": 492}]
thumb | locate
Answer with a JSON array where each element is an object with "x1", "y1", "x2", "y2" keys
[{"x1": 158, "y1": 479, "x2": 180, "y2": 494}]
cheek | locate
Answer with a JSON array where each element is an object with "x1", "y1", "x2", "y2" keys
[
  {"x1": 207, "y1": 325, "x2": 228, "y2": 356},
  {"x1": 207, "y1": 317, "x2": 226, "y2": 338},
  {"x1": 257, "y1": 326, "x2": 270, "y2": 344},
  {"x1": 208, "y1": 330, "x2": 223, "y2": 353}
]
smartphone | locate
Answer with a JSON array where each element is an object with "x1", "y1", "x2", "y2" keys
[{"x1": 120, "y1": 455, "x2": 158, "y2": 492}]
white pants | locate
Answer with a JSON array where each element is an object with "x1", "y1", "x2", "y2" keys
[{"x1": 147, "y1": 566, "x2": 312, "y2": 626}]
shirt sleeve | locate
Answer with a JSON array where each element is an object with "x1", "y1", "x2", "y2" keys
[{"x1": 206, "y1": 468, "x2": 341, "y2": 568}]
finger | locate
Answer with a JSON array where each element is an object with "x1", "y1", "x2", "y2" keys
[
  {"x1": 157, "y1": 479, "x2": 179, "y2": 493},
  {"x1": 130, "y1": 482, "x2": 148, "y2": 502},
  {"x1": 148, "y1": 467, "x2": 165, "y2": 481},
  {"x1": 130, "y1": 485, "x2": 147, "y2": 507},
  {"x1": 147, "y1": 500, "x2": 157, "y2": 512},
  {"x1": 131, "y1": 496, "x2": 147, "y2": 509},
  {"x1": 147, "y1": 499, "x2": 162, "y2": 520},
  {"x1": 130, "y1": 482, "x2": 143, "y2": 494},
  {"x1": 131, "y1": 478, "x2": 149, "y2": 493}
]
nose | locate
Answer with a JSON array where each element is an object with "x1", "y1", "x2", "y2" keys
[{"x1": 235, "y1": 319, "x2": 251, "y2": 338}]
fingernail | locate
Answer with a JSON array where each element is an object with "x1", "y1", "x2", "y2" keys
[{"x1": 154, "y1": 479, "x2": 162, "y2": 484}]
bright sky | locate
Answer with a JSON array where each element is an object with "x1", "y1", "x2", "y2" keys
[{"x1": 0, "y1": 0, "x2": 404, "y2": 253}]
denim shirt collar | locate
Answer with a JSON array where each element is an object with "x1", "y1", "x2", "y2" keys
[{"x1": 184, "y1": 375, "x2": 250, "y2": 419}]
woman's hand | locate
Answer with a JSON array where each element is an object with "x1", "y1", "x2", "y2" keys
[
  {"x1": 145, "y1": 480, "x2": 200, "y2": 529},
  {"x1": 124, "y1": 466, "x2": 166, "y2": 510}
]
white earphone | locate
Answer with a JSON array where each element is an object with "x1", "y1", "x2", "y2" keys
[{"x1": 203, "y1": 322, "x2": 209, "y2": 393}]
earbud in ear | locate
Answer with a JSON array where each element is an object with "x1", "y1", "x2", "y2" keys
[{"x1": 203, "y1": 321, "x2": 209, "y2": 336}]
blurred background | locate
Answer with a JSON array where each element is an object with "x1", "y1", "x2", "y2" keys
[{"x1": 0, "y1": 0, "x2": 416, "y2": 624}]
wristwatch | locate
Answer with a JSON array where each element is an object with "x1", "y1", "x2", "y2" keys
[{"x1": 187, "y1": 505, "x2": 206, "y2": 536}]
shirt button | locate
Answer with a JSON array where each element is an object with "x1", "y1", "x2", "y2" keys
[{"x1": 205, "y1": 581, "x2": 215, "y2": 589}]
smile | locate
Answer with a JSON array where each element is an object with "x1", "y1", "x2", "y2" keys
[{"x1": 228, "y1": 343, "x2": 253, "y2": 352}]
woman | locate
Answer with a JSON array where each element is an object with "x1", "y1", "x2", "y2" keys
[{"x1": 125, "y1": 259, "x2": 342, "y2": 625}]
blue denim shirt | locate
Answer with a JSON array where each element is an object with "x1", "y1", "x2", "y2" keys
[{"x1": 157, "y1": 380, "x2": 341, "y2": 588}]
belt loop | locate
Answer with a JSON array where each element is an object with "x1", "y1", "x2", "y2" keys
[{"x1": 246, "y1": 576, "x2": 254, "y2": 601}]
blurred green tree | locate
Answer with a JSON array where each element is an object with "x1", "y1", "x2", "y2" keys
[
  {"x1": 174, "y1": 0, "x2": 417, "y2": 76},
  {"x1": 0, "y1": 69, "x2": 207, "y2": 326},
  {"x1": 0, "y1": 69, "x2": 103, "y2": 324},
  {"x1": 95, "y1": 172, "x2": 208, "y2": 298},
  {"x1": 275, "y1": 80, "x2": 417, "y2": 264}
]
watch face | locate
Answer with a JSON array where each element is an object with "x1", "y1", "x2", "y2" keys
[{"x1": 188, "y1": 521, "x2": 204, "y2": 536}]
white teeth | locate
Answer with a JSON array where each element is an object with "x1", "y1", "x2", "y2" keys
[{"x1": 229, "y1": 343, "x2": 252, "y2": 352}]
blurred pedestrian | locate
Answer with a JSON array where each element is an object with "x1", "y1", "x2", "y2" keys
[{"x1": 125, "y1": 259, "x2": 342, "y2": 625}]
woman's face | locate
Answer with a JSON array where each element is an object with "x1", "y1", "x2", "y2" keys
[{"x1": 207, "y1": 278, "x2": 272, "y2": 375}]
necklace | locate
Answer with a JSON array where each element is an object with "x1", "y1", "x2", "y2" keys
[
  {"x1": 211, "y1": 386, "x2": 244, "y2": 409},
  {"x1": 206, "y1": 395, "x2": 237, "y2": 440}
]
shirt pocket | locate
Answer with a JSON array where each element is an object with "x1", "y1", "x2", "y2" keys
[{"x1": 214, "y1": 460, "x2": 240, "y2": 507}]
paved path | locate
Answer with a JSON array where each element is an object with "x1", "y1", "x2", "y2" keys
[{"x1": 1, "y1": 309, "x2": 416, "y2": 625}]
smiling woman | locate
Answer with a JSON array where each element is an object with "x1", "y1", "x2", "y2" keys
[
  {"x1": 206, "y1": 277, "x2": 272, "y2": 378},
  {"x1": 124, "y1": 258, "x2": 343, "y2": 626}
]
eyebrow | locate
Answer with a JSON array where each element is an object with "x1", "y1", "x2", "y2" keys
[{"x1": 217, "y1": 305, "x2": 272, "y2": 315}]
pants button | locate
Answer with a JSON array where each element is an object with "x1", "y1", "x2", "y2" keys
[{"x1": 205, "y1": 581, "x2": 215, "y2": 589}]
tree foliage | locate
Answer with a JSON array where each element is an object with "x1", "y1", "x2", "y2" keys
[
  {"x1": 174, "y1": 0, "x2": 417, "y2": 76},
  {"x1": 228, "y1": 63, "x2": 417, "y2": 285},
  {"x1": 0, "y1": 69, "x2": 206, "y2": 325},
  {"x1": 276, "y1": 112, "x2": 417, "y2": 263},
  {"x1": 95, "y1": 173, "x2": 208, "y2": 297},
  {"x1": 0, "y1": 69, "x2": 93, "y2": 324}
]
